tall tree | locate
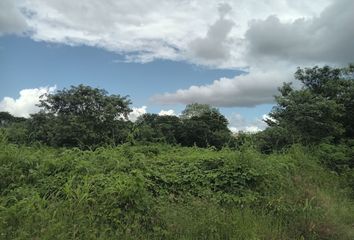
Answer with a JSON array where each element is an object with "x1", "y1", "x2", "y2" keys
[
  {"x1": 134, "y1": 113, "x2": 182, "y2": 144},
  {"x1": 30, "y1": 85, "x2": 132, "y2": 148},
  {"x1": 180, "y1": 103, "x2": 220, "y2": 119},
  {"x1": 180, "y1": 104, "x2": 231, "y2": 148},
  {"x1": 265, "y1": 65, "x2": 354, "y2": 147}
]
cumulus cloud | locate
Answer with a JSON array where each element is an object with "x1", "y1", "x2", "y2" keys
[
  {"x1": 2, "y1": 0, "x2": 331, "y2": 66},
  {"x1": 189, "y1": 18, "x2": 234, "y2": 61},
  {"x1": 228, "y1": 113, "x2": 267, "y2": 133},
  {"x1": 245, "y1": 0, "x2": 354, "y2": 65},
  {"x1": 128, "y1": 106, "x2": 147, "y2": 122},
  {"x1": 152, "y1": 68, "x2": 292, "y2": 107},
  {"x1": 188, "y1": 3, "x2": 234, "y2": 63},
  {"x1": 0, "y1": 0, "x2": 28, "y2": 35},
  {"x1": 158, "y1": 109, "x2": 176, "y2": 116},
  {"x1": 16, "y1": 0, "x2": 197, "y2": 63},
  {"x1": 0, "y1": 86, "x2": 56, "y2": 117},
  {"x1": 2, "y1": 0, "x2": 351, "y2": 107},
  {"x1": 151, "y1": 0, "x2": 352, "y2": 107}
]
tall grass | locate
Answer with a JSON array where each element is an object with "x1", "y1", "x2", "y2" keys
[{"x1": 0, "y1": 135, "x2": 353, "y2": 239}]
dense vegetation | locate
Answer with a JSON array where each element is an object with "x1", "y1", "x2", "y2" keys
[
  {"x1": 257, "y1": 65, "x2": 354, "y2": 154},
  {"x1": 0, "y1": 65, "x2": 353, "y2": 239},
  {"x1": 1, "y1": 138, "x2": 353, "y2": 239}
]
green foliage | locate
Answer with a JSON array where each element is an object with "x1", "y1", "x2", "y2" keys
[
  {"x1": 1, "y1": 66, "x2": 354, "y2": 239},
  {"x1": 0, "y1": 140, "x2": 353, "y2": 239},
  {"x1": 255, "y1": 126, "x2": 294, "y2": 153},
  {"x1": 0, "y1": 112, "x2": 26, "y2": 127},
  {"x1": 28, "y1": 85, "x2": 132, "y2": 149},
  {"x1": 134, "y1": 113, "x2": 182, "y2": 144},
  {"x1": 2, "y1": 93, "x2": 233, "y2": 150},
  {"x1": 180, "y1": 103, "x2": 220, "y2": 119},
  {"x1": 0, "y1": 112, "x2": 29, "y2": 144},
  {"x1": 271, "y1": 84, "x2": 345, "y2": 144},
  {"x1": 314, "y1": 142, "x2": 354, "y2": 172},
  {"x1": 259, "y1": 65, "x2": 354, "y2": 154},
  {"x1": 3, "y1": 122, "x2": 29, "y2": 145},
  {"x1": 179, "y1": 106, "x2": 231, "y2": 149},
  {"x1": 133, "y1": 104, "x2": 231, "y2": 149}
]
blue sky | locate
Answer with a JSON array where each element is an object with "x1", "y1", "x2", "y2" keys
[
  {"x1": 0, "y1": 35, "x2": 273, "y2": 130},
  {"x1": 0, "y1": 36, "x2": 240, "y2": 108},
  {"x1": 0, "y1": 0, "x2": 352, "y2": 132}
]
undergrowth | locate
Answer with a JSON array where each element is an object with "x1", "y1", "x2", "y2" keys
[{"x1": 0, "y1": 135, "x2": 353, "y2": 239}]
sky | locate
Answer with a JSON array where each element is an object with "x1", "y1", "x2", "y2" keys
[{"x1": 0, "y1": 0, "x2": 353, "y2": 132}]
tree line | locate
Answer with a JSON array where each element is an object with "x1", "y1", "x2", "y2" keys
[
  {"x1": 1, "y1": 65, "x2": 354, "y2": 156},
  {"x1": 0, "y1": 86, "x2": 232, "y2": 149}
]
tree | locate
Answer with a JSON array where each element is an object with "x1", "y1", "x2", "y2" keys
[
  {"x1": 30, "y1": 85, "x2": 132, "y2": 148},
  {"x1": 0, "y1": 112, "x2": 26, "y2": 127},
  {"x1": 255, "y1": 126, "x2": 293, "y2": 153},
  {"x1": 270, "y1": 86, "x2": 344, "y2": 143},
  {"x1": 134, "y1": 113, "x2": 182, "y2": 144},
  {"x1": 133, "y1": 104, "x2": 232, "y2": 148},
  {"x1": 180, "y1": 104, "x2": 231, "y2": 148},
  {"x1": 180, "y1": 119, "x2": 211, "y2": 147},
  {"x1": 264, "y1": 65, "x2": 354, "y2": 149},
  {"x1": 0, "y1": 112, "x2": 28, "y2": 144},
  {"x1": 180, "y1": 103, "x2": 220, "y2": 119},
  {"x1": 294, "y1": 65, "x2": 354, "y2": 138}
]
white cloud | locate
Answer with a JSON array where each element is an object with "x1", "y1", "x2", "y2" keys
[
  {"x1": 152, "y1": 68, "x2": 292, "y2": 107},
  {"x1": 0, "y1": 0, "x2": 28, "y2": 35},
  {"x1": 187, "y1": 3, "x2": 234, "y2": 65},
  {"x1": 0, "y1": 86, "x2": 56, "y2": 118},
  {"x1": 150, "y1": 0, "x2": 353, "y2": 107},
  {"x1": 3, "y1": 0, "x2": 351, "y2": 107},
  {"x1": 4, "y1": 0, "x2": 331, "y2": 67},
  {"x1": 158, "y1": 109, "x2": 176, "y2": 116},
  {"x1": 245, "y1": 0, "x2": 354, "y2": 65},
  {"x1": 128, "y1": 106, "x2": 147, "y2": 122},
  {"x1": 228, "y1": 113, "x2": 267, "y2": 133}
]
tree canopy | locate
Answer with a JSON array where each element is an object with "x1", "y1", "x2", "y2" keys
[
  {"x1": 180, "y1": 103, "x2": 220, "y2": 119},
  {"x1": 133, "y1": 104, "x2": 231, "y2": 149},
  {"x1": 260, "y1": 65, "x2": 354, "y2": 151},
  {"x1": 2, "y1": 65, "x2": 353, "y2": 153},
  {"x1": 29, "y1": 85, "x2": 132, "y2": 148}
]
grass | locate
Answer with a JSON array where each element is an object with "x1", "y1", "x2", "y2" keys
[{"x1": 0, "y1": 137, "x2": 353, "y2": 239}]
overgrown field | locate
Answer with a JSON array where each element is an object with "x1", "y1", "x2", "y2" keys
[{"x1": 0, "y1": 136, "x2": 353, "y2": 239}]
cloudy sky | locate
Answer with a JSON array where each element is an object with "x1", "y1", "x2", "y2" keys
[{"x1": 1, "y1": 0, "x2": 353, "y2": 132}]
